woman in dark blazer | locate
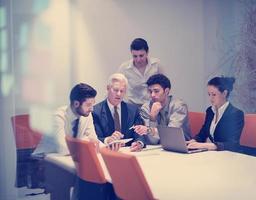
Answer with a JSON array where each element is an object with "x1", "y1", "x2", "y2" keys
[{"x1": 187, "y1": 76, "x2": 244, "y2": 151}]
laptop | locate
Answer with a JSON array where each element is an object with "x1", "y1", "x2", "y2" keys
[{"x1": 157, "y1": 126, "x2": 208, "y2": 154}]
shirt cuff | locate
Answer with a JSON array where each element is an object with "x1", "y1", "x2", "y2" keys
[
  {"x1": 149, "y1": 121, "x2": 158, "y2": 127},
  {"x1": 137, "y1": 140, "x2": 145, "y2": 148},
  {"x1": 104, "y1": 137, "x2": 109, "y2": 145}
]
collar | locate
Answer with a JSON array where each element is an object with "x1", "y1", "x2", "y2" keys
[
  {"x1": 126, "y1": 57, "x2": 157, "y2": 69},
  {"x1": 149, "y1": 96, "x2": 172, "y2": 114},
  {"x1": 160, "y1": 96, "x2": 172, "y2": 114},
  {"x1": 211, "y1": 101, "x2": 229, "y2": 115},
  {"x1": 107, "y1": 99, "x2": 121, "y2": 111},
  {"x1": 67, "y1": 105, "x2": 79, "y2": 122}
]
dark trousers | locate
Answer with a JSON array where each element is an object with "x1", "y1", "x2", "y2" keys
[
  {"x1": 77, "y1": 178, "x2": 118, "y2": 200},
  {"x1": 16, "y1": 148, "x2": 45, "y2": 188}
]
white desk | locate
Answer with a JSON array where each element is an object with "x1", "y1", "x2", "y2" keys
[
  {"x1": 45, "y1": 147, "x2": 256, "y2": 200},
  {"x1": 123, "y1": 147, "x2": 256, "y2": 200},
  {"x1": 45, "y1": 153, "x2": 111, "y2": 181}
]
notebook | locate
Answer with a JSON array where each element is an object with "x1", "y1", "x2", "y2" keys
[{"x1": 157, "y1": 126, "x2": 208, "y2": 154}]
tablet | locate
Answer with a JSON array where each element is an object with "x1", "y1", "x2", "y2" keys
[{"x1": 108, "y1": 138, "x2": 133, "y2": 146}]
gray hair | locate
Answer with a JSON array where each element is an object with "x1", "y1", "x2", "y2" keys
[{"x1": 107, "y1": 73, "x2": 128, "y2": 87}]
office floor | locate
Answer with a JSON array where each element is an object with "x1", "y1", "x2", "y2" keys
[{"x1": 17, "y1": 188, "x2": 50, "y2": 200}]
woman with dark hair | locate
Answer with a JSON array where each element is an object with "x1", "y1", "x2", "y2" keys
[{"x1": 187, "y1": 76, "x2": 244, "y2": 151}]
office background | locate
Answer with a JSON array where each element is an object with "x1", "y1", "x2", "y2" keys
[{"x1": 0, "y1": 0, "x2": 255, "y2": 199}]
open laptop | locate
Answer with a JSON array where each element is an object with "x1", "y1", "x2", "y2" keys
[{"x1": 157, "y1": 126, "x2": 208, "y2": 154}]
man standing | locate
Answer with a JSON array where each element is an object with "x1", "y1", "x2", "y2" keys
[
  {"x1": 92, "y1": 73, "x2": 145, "y2": 151},
  {"x1": 134, "y1": 74, "x2": 191, "y2": 144},
  {"x1": 34, "y1": 83, "x2": 99, "y2": 155},
  {"x1": 118, "y1": 38, "x2": 163, "y2": 106}
]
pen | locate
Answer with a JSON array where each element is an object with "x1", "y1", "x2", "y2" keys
[{"x1": 129, "y1": 125, "x2": 135, "y2": 130}]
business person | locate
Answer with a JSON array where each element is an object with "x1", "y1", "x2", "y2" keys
[
  {"x1": 118, "y1": 38, "x2": 164, "y2": 106},
  {"x1": 92, "y1": 73, "x2": 145, "y2": 151},
  {"x1": 187, "y1": 76, "x2": 244, "y2": 151},
  {"x1": 33, "y1": 83, "x2": 101, "y2": 155},
  {"x1": 134, "y1": 73, "x2": 191, "y2": 144}
]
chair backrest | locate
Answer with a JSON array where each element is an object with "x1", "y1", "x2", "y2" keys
[
  {"x1": 11, "y1": 114, "x2": 42, "y2": 149},
  {"x1": 100, "y1": 148, "x2": 155, "y2": 200},
  {"x1": 240, "y1": 114, "x2": 256, "y2": 148},
  {"x1": 65, "y1": 136, "x2": 106, "y2": 184},
  {"x1": 188, "y1": 111, "x2": 205, "y2": 137}
]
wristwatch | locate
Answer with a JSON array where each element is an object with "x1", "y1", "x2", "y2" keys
[{"x1": 147, "y1": 126, "x2": 154, "y2": 135}]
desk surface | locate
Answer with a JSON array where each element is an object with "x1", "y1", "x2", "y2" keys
[{"x1": 46, "y1": 146, "x2": 256, "y2": 200}]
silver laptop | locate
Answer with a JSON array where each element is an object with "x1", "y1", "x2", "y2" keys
[{"x1": 158, "y1": 126, "x2": 208, "y2": 154}]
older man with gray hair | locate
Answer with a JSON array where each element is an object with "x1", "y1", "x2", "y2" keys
[{"x1": 92, "y1": 73, "x2": 145, "y2": 151}]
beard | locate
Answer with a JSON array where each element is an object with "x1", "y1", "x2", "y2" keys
[{"x1": 75, "y1": 106, "x2": 90, "y2": 117}]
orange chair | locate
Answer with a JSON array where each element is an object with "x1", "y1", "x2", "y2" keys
[
  {"x1": 188, "y1": 111, "x2": 205, "y2": 138},
  {"x1": 100, "y1": 147, "x2": 156, "y2": 200},
  {"x1": 65, "y1": 136, "x2": 115, "y2": 200},
  {"x1": 11, "y1": 114, "x2": 42, "y2": 149},
  {"x1": 11, "y1": 114, "x2": 44, "y2": 189},
  {"x1": 240, "y1": 114, "x2": 256, "y2": 148}
]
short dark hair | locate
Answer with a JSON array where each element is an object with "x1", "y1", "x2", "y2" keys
[
  {"x1": 208, "y1": 76, "x2": 235, "y2": 98},
  {"x1": 146, "y1": 74, "x2": 171, "y2": 90},
  {"x1": 69, "y1": 83, "x2": 97, "y2": 103},
  {"x1": 130, "y1": 38, "x2": 149, "y2": 52}
]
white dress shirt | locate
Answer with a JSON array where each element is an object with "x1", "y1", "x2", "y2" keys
[
  {"x1": 118, "y1": 57, "x2": 163, "y2": 105},
  {"x1": 107, "y1": 100, "x2": 121, "y2": 126},
  {"x1": 103, "y1": 100, "x2": 122, "y2": 144},
  {"x1": 209, "y1": 101, "x2": 230, "y2": 137},
  {"x1": 34, "y1": 105, "x2": 99, "y2": 155}
]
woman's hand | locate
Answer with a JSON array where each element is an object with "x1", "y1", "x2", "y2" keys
[
  {"x1": 187, "y1": 141, "x2": 217, "y2": 151},
  {"x1": 186, "y1": 139, "x2": 196, "y2": 145}
]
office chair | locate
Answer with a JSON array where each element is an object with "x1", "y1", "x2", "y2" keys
[
  {"x1": 100, "y1": 147, "x2": 156, "y2": 200},
  {"x1": 238, "y1": 114, "x2": 256, "y2": 156},
  {"x1": 11, "y1": 114, "x2": 42, "y2": 149},
  {"x1": 65, "y1": 136, "x2": 116, "y2": 200},
  {"x1": 11, "y1": 114, "x2": 44, "y2": 189},
  {"x1": 188, "y1": 111, "x2": 205, "y2": 137},
  {"x1": 240, "y1": 114, "x2": 256, "y2": 148}
]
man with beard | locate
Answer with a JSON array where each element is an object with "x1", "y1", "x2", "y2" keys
[
  {"x1": 34, "y1": 83, "x2": 100, "y2": 155},
  {"x1": 133, "y1": 74, "x2": 191, "y2": 144}
]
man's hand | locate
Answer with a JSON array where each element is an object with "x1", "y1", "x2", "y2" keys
[
  {"x1": 107, "y1": 141, "x2": 124, "y2": 151},
  {"x1": 106, "y1": 131, "x2": 124, "y2": 144},
  {"x1": 130, "y1": 141, "x2": 144, "y2": 152},
  {"x1": 150, "y1": 102, "x2": 163, "y2": 121},
  {"x1": 133, "y1": 125, "x2": 148, "y2": 135}
]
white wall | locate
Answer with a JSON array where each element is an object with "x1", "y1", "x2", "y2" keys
[{"x1": 71, "y1": 0, "x2": 206, "y2": 111}]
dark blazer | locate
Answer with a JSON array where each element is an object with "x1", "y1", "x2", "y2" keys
[
  {"x1": 92, "y1": 100, "x2": 145, "y2": 146},
  {"x1": 194, "y1": 103, "x2": 244, "y2": 151}
]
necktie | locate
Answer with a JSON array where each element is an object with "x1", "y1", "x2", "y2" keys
[
  {"x1": 156, "y1": 110, "x2": 165, "y2": 125},
  {"x1": 113, "y1": 106, "x2": 121, "y2": 132},
  {"x1": 72, "y1": 118, "x2": 79, "y2": 138}
]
